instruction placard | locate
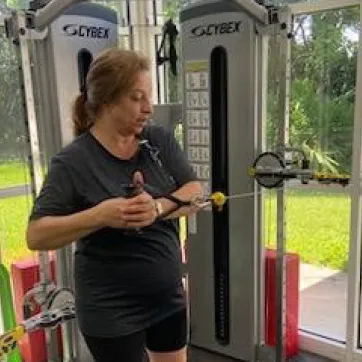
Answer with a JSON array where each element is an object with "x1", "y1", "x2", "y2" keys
[{"x1": 185, "y1": 60, "x2": 211, "y2": 207}]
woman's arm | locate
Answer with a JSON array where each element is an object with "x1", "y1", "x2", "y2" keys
[
  {"x1": 27, "y1": 207, "x2": 103, "y2": 251},
  {"x1": 27, "y1": 193, "x2": 158, "y2": 251},
  {"x1": 156, "y1": 181, "x2": 204, "y2": 220}
]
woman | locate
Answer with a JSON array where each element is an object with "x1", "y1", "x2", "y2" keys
[{"x1": 26, "y1": 48, "x2": 203, "y2": 362}]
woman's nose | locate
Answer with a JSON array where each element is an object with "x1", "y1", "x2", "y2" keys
[{"x1": 142, "y1": 98, "x2": 153, "y2": 114}]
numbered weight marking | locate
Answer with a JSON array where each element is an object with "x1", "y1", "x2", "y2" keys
[{"x1": 187, "y1": 129, "x2": 210, "y2": 146}]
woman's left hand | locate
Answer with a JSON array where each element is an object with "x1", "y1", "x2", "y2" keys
[{"x1": 122, "y1": 191, "x2": 157, "y2": 228}]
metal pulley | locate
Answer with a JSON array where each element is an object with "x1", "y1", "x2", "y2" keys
[
  {"x1": 248, "y1": 151, "x2": 350, "y2": 188},
  {"x1": 1, "y1": 282, "x2": 75, "y2": 359},
  {"x1": 199, "y1": 149, "x2": 351, "y2": 212},
  {"x1": 0, "y1": 302, "x2": 76, "y2": 359},
  {"x1": 23, "y1": 282, "x2": 75, "y2": 319},
  {"x1": 248, "y1": 151, "x2": 312, "y2": 188}
]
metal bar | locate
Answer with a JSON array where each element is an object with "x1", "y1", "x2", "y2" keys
[
  {"x1": 287, "y1": 183, "x2": 351, "y2": 194},
  {"x1": 275, "y1": 6, "x2": 293, "y2": 362},
  {"x1": 17, "y1": 13, "x2": 60, "y2": 361},
  {"x1": 152, "y1": 0, "x2": 157, "y2": 26},
  {"x1": 299, "y1": 332, "x2": 346, "y2": 361},
  {"x1": 0, "y1": 14, "x2": 7, "y2": 26},
  {"x1": 154, "y1": 33, "x2": 162, "y2": 103},
  {"x1": 129, "y1": 0, "x2": 164, "y2": 104},
  {"x1": 181, "y1": 0, "x2": 269, "y2": 24},
  {"x1": 30, "y1": 34, "x2": 76, "y2": 361},
  {"x1": 55, "y1": 247, "x2": 77, "y2": 362},
  {"x1": 17, "y1": 19, "x2": 44, "y2": 213},
  {"x1": 133, "y1": 0, "x2": 151, "y2": 52},
  {"x1": 119, "y1": 26, "x2": 131, "y2": 36},
  {"x1": 0, "y1": 185, "x2": 31, "y2": 199},
  {"x1": 346, "y1": 3, "x2": 362, "y2": 361},
  {"x1": 31, "y1": 36, "x2": 77, "y2": 361},
  {"x1": 256, "y1": 25, "x2": 269, "y2": 353},
  {"x1": 33, "y1": 0, "x2": 86, "y2": 30},
  {"x1": 126, "y1": 0, "x2": 134, "y2": 49},
  {"x1": 235, "y1": 0, "x2": 269, "y2": 24},
  {"x1": 162, "y1": 40, "x2": 167, "y2": 103},
  {"x1": 289, "y1": 0, "x2": 360, "y2": 15}
]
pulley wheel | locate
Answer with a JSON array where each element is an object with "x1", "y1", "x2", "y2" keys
[
  {"x1": 252, "y1": 152, "x2": 285, "y2": 188},
  {"x1": 45, "y1": 288, "x2": 75, "y2": 310}
]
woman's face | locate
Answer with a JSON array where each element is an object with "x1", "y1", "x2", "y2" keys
[{"x1": 110, "y1": 70, "x2": 153, "y2": 136}]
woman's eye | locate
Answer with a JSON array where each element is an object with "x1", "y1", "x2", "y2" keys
[{"x1": 131, "y1": 95, "x2": 142, "y2": 101}]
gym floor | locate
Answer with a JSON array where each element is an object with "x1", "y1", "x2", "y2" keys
[
  {"x1": 187, "y1": 347, "x2": 337, "y2": 362},
  {"x1": 79, "y1": 331, "x2": 337, "y2": 361},
  {"x1": 291, "y1": 352, "x2": 336, "y2": 362}
]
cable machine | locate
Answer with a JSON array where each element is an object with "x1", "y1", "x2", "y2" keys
[
  {"x1": 180, "y1": 1, "x2": 352, "y2": 361},
  {"x1": 2, "y1": 1, "x2": 117, "y2": 360},
  {"x1": 0, "y1": 0, "x2": 357, "y2": 361}
]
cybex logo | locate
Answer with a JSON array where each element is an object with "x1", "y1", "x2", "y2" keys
[
  {"x1": 190, "y1": 21, "x2": 242, "y2": 37},
  {"x1": 63, "y1": 24, "x2": 110, "y2": 39}
]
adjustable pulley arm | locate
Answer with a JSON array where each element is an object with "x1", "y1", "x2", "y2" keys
[
  {"x1": 0, "y1": 303, "x2": 76, "y2": 359},
  {"x1": 5, "y1": 0, "x2": 87, "y2": 39},
  {"x1": 125, "y1": 145, "x2": 351, "y2": 216},
  {"x1": 187, "y1": 149, "x2": 351, "y2": 212},
  {"x1": 249, "y1": 151, "x2": 350, "y2": 188},
  {"x1": 0, "y1": 287, "x2": 75, "y2": 359},
  {"x1": 29, "y1": 0, "x2": 87, "y2": 30}
]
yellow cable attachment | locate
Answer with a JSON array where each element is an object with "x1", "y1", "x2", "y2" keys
[
  {"x1": 247, "y1": 166, "x2": 256, "y2": 177},
  {"x1": 211, "y1": 192, "x2": 227, "y2": 211},
  {"x1": 0, "y1": 325, "x2": 25, "y2": 358},
  {"x1": 13, "y1": 326, "x2": 25, "y2": 340}
]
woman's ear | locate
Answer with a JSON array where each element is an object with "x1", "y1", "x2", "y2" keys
[{"x1": 101, "y1": 102, "x2": 116, "y2": 118}]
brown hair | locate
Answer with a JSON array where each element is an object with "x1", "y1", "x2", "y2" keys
[{"x1": 72, "y1": 48, "x2": 150, "y2": 136}]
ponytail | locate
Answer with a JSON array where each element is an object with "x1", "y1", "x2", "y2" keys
[{"x1": 72, "y1": 93, "x2": 93, "y2": 136}]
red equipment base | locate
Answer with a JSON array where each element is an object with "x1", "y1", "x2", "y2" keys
[
  {"x1": 11, "y1": 256, "x2": 62, "y2": 362},
  {"x1": 264, "y1": 249, "x2": 300, "y2": 358}
]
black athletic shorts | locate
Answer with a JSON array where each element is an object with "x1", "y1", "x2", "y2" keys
[{"x1": 82, "y1": 308, "x2": 188, "y2": 362}]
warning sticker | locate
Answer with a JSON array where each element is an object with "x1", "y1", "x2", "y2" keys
[{"x1": 185, "y1": 61, "x2": 208, "y2": 73}]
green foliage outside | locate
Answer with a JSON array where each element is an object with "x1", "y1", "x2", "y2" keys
[
  {"x1": 267, "y1": 8, "x2": 359, "y2": 174},
  {"x1": 0, "y1": 163, "x2": 30, "y2": 187},
  {"x1": 264, "y1": 189, "x2": 350, "y2": 271},
  {"x1": 5, "y1": 0, "x2": 28, "y2": 9},
  {"x1": 0, "y1": 28, "x2": 27, "y2": 161},
  {"x1": 0, "y1": 195, "x2": 33, "y2": 268}
]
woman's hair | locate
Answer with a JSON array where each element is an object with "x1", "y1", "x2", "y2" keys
[{"x1": 72, "y1": 48, "x2": 150, "y2": 136}]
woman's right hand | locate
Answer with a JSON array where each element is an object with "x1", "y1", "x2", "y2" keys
[{"x1": 94, "y1": 192, "x2": 157, "y2": 229}]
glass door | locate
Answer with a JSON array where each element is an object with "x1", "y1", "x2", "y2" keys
[{"x1": 266, "y1": 0, "x2": 361, "y2": 360}]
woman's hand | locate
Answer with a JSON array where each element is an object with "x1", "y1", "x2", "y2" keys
[
  {"x1": 122, "y1": 191, "x2": 158, "y2": 228},
  {"x1": 94, "y1": 192, "x2": 157, "y2": 229}
]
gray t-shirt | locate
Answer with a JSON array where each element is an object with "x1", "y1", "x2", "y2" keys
[{"x1": 30, "y1": 125, "x2": 196, "y2": 337}]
